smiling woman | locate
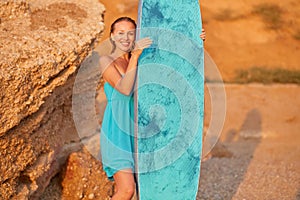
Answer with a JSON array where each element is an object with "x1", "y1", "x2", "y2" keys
[
  {"x1": 110, "y1": 17, "x2": 136, "y2": 53},
  {"x1": 99, "y1": 17, "x2": 152, "y2": 200}
]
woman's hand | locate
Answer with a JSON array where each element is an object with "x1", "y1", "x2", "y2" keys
[
  {"x1": 200, "y1": 28, "x2": 206, "y2": 41},
  {"x1": 131, "y1": 37, "x2": 152, "y2": 57}
]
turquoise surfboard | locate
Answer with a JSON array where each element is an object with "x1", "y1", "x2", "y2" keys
[{"x1": 135, "y1": 0, "x2": 204, "y2": 199}]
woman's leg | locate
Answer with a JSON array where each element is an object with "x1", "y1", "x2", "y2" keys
[{"x1": 111, "y1": 169, "x2": 135, "y2": 200}]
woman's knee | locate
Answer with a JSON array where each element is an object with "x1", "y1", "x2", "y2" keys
[{"x1": 119, "y1": 183, "x2": 135, "y2": 197}]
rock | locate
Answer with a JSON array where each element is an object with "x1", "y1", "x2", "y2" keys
[
  {"x1": 88, "y1": 193, "x2": 95, "y2": 199},
  {"x1": 0, "y1": 0, "x2": 105, "y2": 136},
  {"x1": 61, "y1": 149, "x2": 114, "y2": 200},
  {"x1": 0, "y1": 0, "x2": 106, "y2": 199}
]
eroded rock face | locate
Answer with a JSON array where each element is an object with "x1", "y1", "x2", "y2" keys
[
  {"x1": 0, "y1": 0, "x2": 104, "y2": 136},
  {"x1": 0, "y1": 0, "x2": 108, "y2": 199}
]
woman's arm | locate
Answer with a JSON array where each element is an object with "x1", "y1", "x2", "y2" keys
[
  {"x1": 101, "y1": 37, "x2": 152, "y2": 96},
  {"x1": 100, "y1": 54, "x2": 139, "y2": 96}
]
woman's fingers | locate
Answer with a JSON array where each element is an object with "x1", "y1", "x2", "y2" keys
[
  {"x1": 200, "y1": 28, "x2": 206, "y2": 41},
  {"x1": 134, "y1": 37, "x2": 152, "y2": 50},
  {"x1": 131, "y1": 37, "x2": 152, "y2": 56},
  {"x1": 137, "y1": 38, "x2": 152, "y2": 46}
]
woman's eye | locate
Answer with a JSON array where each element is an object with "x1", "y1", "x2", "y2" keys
[{"x1": 118, "y1": 32, "x2": 124, "y2": 35}]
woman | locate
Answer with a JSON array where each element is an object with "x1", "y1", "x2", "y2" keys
[
  {"x1": 100, "y1": 17, "x2": 152, "y2": 200},
  {"x1": 100, "y1": 17, "x2": 206, "y2": 200}
]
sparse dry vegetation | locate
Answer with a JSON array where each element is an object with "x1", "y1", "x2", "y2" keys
[
  {"x1": 252, "y1": 3, "x2": 283, "y2": 29},
  {"x1": 234, "y1": 67, "x2": 300, "y2": 84},
  {"x1": 214, "y1": 8, "x2": 243, "y2": 21}
]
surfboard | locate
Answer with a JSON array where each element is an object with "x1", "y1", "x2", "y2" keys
[{"x1": 135, "y1": 0, "x2": 204, "y2": 199}]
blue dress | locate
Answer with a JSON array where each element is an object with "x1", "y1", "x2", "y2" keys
[{"x1": 100, "y1": 82, "x2": 135, "y2": 180}]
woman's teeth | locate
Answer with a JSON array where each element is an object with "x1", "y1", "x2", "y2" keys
[{"x1": 121, "y1": 42, "x2": 130, "y2": 46}]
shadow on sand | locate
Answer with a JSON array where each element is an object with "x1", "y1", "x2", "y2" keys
[{"x1": 197, "y1": 109, "x2": 262, "y2": 200}]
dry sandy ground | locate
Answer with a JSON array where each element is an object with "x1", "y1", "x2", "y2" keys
[{"x1": 199, "y1": 83, "x2": 300, "y2": 199}]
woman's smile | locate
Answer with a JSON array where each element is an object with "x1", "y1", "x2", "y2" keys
[{"x1": 120, "y1": 41, "x2": 131, "y2": 47}]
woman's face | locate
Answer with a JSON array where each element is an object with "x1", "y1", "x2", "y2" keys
[{"x1": 111, "y1": 21, "x2": 136, "y2": 52}]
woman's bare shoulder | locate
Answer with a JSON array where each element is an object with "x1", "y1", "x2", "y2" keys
[
  {"x1": 100, "y1": 55, "x2": 114, "y2": 63},
  {"x1": 99, "y1": 55, "x2": 115, "y2": 73}
]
